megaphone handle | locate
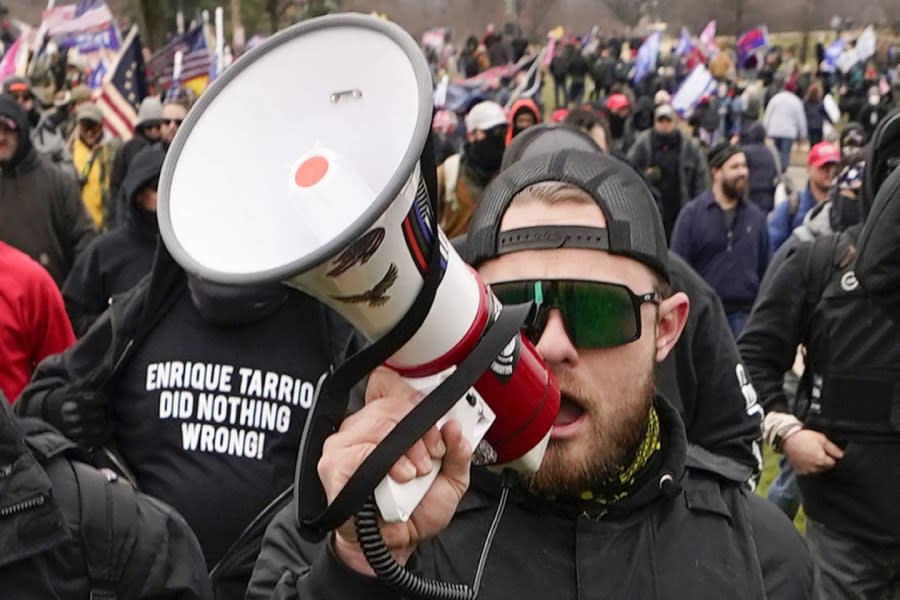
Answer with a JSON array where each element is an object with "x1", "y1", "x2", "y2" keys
[{"x1": 374, "y1": 378, "x2": 494, "y2": 522}]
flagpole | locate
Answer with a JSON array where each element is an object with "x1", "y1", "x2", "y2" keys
[{"x1": 215, "y1": 6, "x2": 225, "y2": 77}]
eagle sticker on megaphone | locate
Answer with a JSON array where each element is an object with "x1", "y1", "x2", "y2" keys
[{"x1": 156, "y1": 13, "x2": 559, "y2": 526}]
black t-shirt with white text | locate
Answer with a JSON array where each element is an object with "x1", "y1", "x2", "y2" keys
[{"x1": 112, "y1": 290, "x2": 334, "y2": 567}]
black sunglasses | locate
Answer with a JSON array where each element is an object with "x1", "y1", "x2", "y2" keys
[
  {"x1": 165, "y1": 118, "x2": 183, "y2": 126},
  {"x1": 490, "y1": 279, "x2": 658, "y2": 348}
]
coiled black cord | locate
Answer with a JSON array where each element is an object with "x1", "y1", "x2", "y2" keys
[{"x1": 354, "y1": 469, "x2": 515, "y2": 599}]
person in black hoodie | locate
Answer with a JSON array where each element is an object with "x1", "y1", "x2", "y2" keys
[
  {"x1": 738, "y1": 132, "x2": 900, "y2": 596},
  {"x1": 740, "y1": 121, "x2": 780, "y2": 213},
  {"x1": 17, "y1": 244, "x2": 360, "y2": 598},
  {"x1": 62, "y1": 145, "x2": 164, "y2": 335},
  {"x1": 0, "y1": 391, "x2": 212, "y2": 598},
  {"x1": 0, "y1": 94, "x2": 96, "y2": 287}
]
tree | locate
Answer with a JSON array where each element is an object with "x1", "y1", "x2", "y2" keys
[{"x1": 604, "y1": 0, "x2": 650, "y2": 28}]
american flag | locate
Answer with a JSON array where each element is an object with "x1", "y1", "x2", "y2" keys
[
  {"x1": 41, "y1": 0, "x2": 113, "y2": 37},
  {"x1": 147, "y1": 25, "x2": 212, "y2": 88},
  {"x1": 96, "y1": 26, "x2": 147, "y2": 141}
]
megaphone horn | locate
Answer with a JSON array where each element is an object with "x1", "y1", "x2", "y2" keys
[{"x1": 157, "y1": 11, "x2": 559, "y2": 537}]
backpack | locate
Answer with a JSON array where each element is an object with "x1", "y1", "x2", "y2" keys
[{"x1": 24, "y1": 423, "x2": 145, "y2": 600}]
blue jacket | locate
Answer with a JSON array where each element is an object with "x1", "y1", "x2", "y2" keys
[
  {"x1": 671, "y1": 190, "x2": 770, "y2": 311},
  {"x1": 768, "y1": 185, "x2": 816, "y2": 251}
]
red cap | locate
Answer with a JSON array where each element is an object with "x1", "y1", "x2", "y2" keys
[
  {"x1": 606, "y1": 93, "x2": 630, "y2": 112},
  {"x1": 808, "y1": 142, "x2": 840, "y2": 168}
]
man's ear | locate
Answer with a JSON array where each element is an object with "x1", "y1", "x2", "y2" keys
[{"x1": 655, "y1": 291, "x2": 689, "y2": 363}]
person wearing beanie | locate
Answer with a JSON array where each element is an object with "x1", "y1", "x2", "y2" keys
[
  {"x1": 62, "y1": 144, "x2": 163, "y2": 335},
  {"x1": 438, "y1": 100, "x2": 508, "y2": 238},
  {"x1": 109, "y1": 96, "x2": 163, "y2": 216},
  {"x1": 69, "y1": 102, "x2": 120, "y2": 231},
  {"x1": 671, "y1": 143, "x2": 770, "y2": 337},
  {"x1": 247, "y1": 150, "x2": 812, "y2": 600},
  {"x1": 627, "y1": 103, "x2": 710, "y2": 239},
  {"x1": 0, "y1": 94, "x2": 96, "y2": 287}
]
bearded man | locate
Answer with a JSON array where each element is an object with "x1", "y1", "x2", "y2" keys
[
  {"x1": 671, "y1": 143, "x2": 770, "y2": 337},
  {"x1": 246, "y1": 151, "x2": 809, "y2": 599}
]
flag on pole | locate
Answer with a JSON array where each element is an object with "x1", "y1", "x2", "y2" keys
[
  {"x1": 147, "y1": 24, "x2": 212, "y2": 89},
  {"x1": 41, "y1": 0, "x2": 114, "y2": 38},
  {"x1": 823, "y1": 38, "x2": 844, "y2": 72},
  {"x1": 96, "y1": 26, "x2": 147, "y2": 140},
  {"x1": 736, "y1": 26, "x2": 767, "y2": 66},
  {"x1": 699, "y1": 20, "x2": 717, "y2": 54},
  {"x1": 632, "y1": 31, "x2": 661, "y2": 83},
  {"x1": 674, "y1": 27, "x2": 693, "y2": 57},
  {"x1": 855, "y1": 26, "x2": 877, "y2": 63},
  {"x1": 88, "y1": 58, "x2": 107, "y2": 89},
  {"x1": 0, "y1": 34, "x2": 24, "y2": 81},
  {"x1": 672, "y1": 63, "x2": 716, "y2": 117}
]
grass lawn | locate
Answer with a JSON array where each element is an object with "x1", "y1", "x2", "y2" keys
[{"x1": 758, "y1": 446, "x2": 807, "y2": 532}]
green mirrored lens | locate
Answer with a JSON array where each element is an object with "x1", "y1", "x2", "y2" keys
[{"x1": 565, "y1": 282, "x2": 638, "y2": 347}]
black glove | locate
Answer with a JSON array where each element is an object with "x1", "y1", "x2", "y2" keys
[{"x1": 42, "y1": 388, "x2": 111, "y2": 448}]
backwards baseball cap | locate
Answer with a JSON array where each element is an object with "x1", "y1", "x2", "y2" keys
[
  {"x1": 808, "y1": 141, "x2": 840, "y2": 168},
  {"x1": 465, "y1": 101, "x2": 507, "y2": 132},
  {"x1": 501, "y1": 123, "x2": 602, "y2": 171},
  {"x1": 466, "y1": 149, "x2": 669, "y2": 281},
  {"x1": 606, "y1": 93, "x2": 630, "y2": 112}
]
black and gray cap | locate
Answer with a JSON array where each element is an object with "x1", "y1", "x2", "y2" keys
[
  {"x1": 500, "y1": 122, "x2": 603, "y2": 171},
  {"x1": 465, "y1": 149, "x2": 670, "y2": 281}
]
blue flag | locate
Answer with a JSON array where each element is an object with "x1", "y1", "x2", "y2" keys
[
  {"x1": 824, "y1": 39, "x2": 845, "y2": 72},
  {"x1": 674, "y1": 28, "x2": 693, "y2": 57},
  {"x1": 632, "y1": 31, "x2": 661, "y2": 83}
]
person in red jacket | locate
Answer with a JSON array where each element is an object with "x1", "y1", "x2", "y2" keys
[
  {"x1": 505, "y1": 97, "x2": 542, "y2": 145},
  {"x1": 0, "y1": 241, "x2": 75, "y2": 402}
]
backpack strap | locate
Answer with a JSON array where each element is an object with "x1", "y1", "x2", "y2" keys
[
  {"x1": 795, "y1": 233, "x2": 846, "y2": 415},
  {"x1": 72, "y1": 461, "x2": 139, "y2": 600}
]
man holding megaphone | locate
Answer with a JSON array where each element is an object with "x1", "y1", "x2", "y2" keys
[{"x1": 249, "y1": 150, "x2": 813, "y2": 599}]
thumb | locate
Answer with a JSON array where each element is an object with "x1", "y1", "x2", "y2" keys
[
  {"x1": 438, "y1": 419, "x2": 471, "y2": 496},
  {"x1": 822, "y1": 437, "x2": 844, "y2": 460}
]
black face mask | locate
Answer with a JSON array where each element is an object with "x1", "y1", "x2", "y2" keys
[
  {"x1": 830, "y1": 192, "x2": 861, "y2": 231},
  {"x1": 608, "y1": 113, "x2": 626, "y2": 138},
  {"x1": 187, "y1": 276, "x2": 288, "y2": 326},
  {"x1": 465, "y1": 131, "x2": 506, "y2": 175}
]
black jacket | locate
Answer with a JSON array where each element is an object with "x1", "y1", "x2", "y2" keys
[
  {"x1": 0, "y1": 96, "x2": 96, "y2": 287},
  {"x1": 0, "y1": 398, "x2": 212, "y2": 599},
  {"x1": 662, "y1": 253, "x2": 762, "y2": 474},
  {"x1": 245, "y1": 397, "x2": 812, "y2": 599},
  {"x1": 740, "y1": 122, "x2": 779, "y2": 213},
  {"x1": 738, "y1": 226, "x2": 900, "y2": 544},
  {"x1": 62, "y1": 145, "x2": 163, "y2": 335},
  {"x1": 109, "y1": 131, "x2": 153, "y2": 217},
  {"x1": 857, "y1": 165, "x2": 900, "y2": 320}
]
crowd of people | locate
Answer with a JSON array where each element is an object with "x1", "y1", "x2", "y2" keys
[{"x1": 1, "y1": 10, "x2": 899, "y2": 600}]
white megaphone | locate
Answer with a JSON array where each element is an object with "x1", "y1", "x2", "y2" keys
[{"x1": 156, "y1": 14, "x2": 559, "y2": 524}]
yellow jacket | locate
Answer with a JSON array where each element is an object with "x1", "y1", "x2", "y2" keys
[{"x1": 72, "y1": 137, "x2": 113, "y2": 230}]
